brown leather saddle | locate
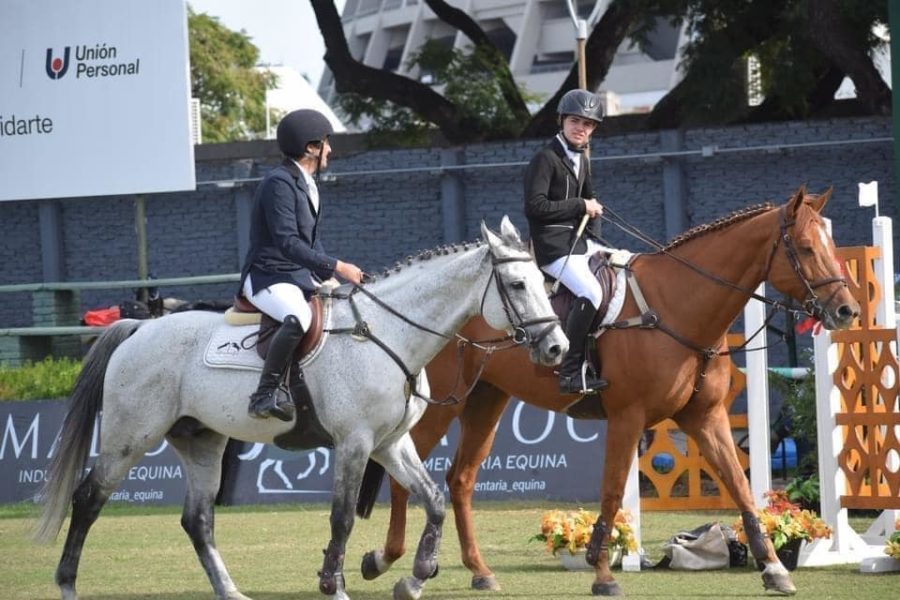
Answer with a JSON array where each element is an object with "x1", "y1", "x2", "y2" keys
[
  {"x1": 548, "y1": 251, "x2": 619, "y2": 331},
  {"x1": 230, "y1": 295, "x2": 325, "y2": 362}
]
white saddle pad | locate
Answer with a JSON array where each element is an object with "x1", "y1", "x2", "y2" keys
[
  {"x1": 596, "y1": 249, "x2": 634, "y2": 337},
  {"x1": 204, "y1": 298, "x2": 333, "y2": 371},
  {"x1": 204, "y1": 324, "x2": 265, "y2": 371}
]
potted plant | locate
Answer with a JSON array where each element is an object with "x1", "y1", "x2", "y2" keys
[
  {"x1": 884, "y1": 520, "x2": 900, "y2": 563},
  {"x1": 531, "y1": 508, "x2": 637, "y2": 570},
  {"x1": 732, "y1": 490, "x2": 832, "y2": 570}
]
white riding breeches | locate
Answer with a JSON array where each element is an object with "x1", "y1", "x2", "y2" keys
[
  {"x1": 242, "y1": 278, "x2": 312, "y2": 330},
  {"x1": 541, "y1": 239, "x2": 610, "y2": 309}
]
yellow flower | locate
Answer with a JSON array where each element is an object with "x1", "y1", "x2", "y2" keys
[
  {"x1": 731, "y1": 489, "x2": 832, "y2": 551},
  {"x1": 884, "y1": 525, "x2": 900, "y2": 560},
  {"x1": 531, "y1": 508, "x2": 636, "y2": 556}
]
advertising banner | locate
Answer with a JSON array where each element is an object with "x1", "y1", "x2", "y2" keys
[
  {"x1": 1, "y1": 399, "x2": 608, "y2": 506},
  {"x1": 0, "y1": 0, "x2": 195, "y2": 202}
]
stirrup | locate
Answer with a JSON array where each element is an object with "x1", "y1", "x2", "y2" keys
[
  {"x1": 559, "y1": 364, "x2": 608, "y2": 394},
  {"x1": 248, "y1": 386, "x2": 295, "y2": 422}
]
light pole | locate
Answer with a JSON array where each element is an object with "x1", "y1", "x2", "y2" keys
[{"x1": 563, "y1": 0, "x2": 607, "y2": 90}]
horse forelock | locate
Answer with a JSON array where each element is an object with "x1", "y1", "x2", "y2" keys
[
  {"x1": 794, "y1": 195, "x2": 823, "y2": 237},
  {"x1": 663, "y1": 203, "x2": 776, "y2": 251}
]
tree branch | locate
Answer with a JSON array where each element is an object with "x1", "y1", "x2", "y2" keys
[
  {"x1": 311, "y1": 0, "x2": 477, "y2": 142},
  {"x1": 423, "y1": 0, "x2": 530, "y2": 123}
]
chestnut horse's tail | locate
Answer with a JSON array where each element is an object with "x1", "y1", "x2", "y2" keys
[
  {"x1": 356, "y1": 460, "x2": 386, "y2": 519},
  {"x1": 32, "y1": 319, "x2": 144, "y2": 544}
]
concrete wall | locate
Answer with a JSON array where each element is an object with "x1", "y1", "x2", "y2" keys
[{"x1": 0, "y1": 116, "x2": 894, "y2": 367}]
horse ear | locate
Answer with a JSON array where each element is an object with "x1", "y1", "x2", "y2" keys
[
  {"x1": 499, "y1": 216, "x2": 522, "y2": 245},
  {"x1": 480, "y1": 220, "x2": 501, "y2": 249},
  {"x1": 787, "y1": 185, "x2": 806, "y2": 218},
  {"x1": 810, "y1": 187, "x2": 832, "y2": 213}
]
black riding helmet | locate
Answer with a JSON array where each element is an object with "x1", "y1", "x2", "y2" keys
[
  {"x1": 557, "y1": 89, "x2": 604, "y2": 125},
  {"x1": 276, "y1": 109, "x2": 334, "y2": 158}
]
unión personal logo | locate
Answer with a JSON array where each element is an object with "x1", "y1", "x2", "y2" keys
[
  {"x1": 44, "y1": 43, "x2": 140, "y2": 81},
  {"x1": 45, "y1": 47, "x2": 71, "y2": 79}
]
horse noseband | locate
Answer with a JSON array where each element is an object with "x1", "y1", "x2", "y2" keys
[
  {"x1": 778, "y1": 208, "x2": 848, "y2": 320},
  {"x1": 489, "y1": 253, "x2": 560, "y2": 349}
]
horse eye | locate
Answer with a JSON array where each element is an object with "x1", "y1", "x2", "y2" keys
[
  {"x1": 511, "y1": 280, "x2": 526, "y2": 291},
  {"x1": 798, "y1": 244, "x2": 814, "y2": 255}
]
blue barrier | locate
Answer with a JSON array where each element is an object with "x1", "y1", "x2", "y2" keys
[{"x1": 771, "y1": 437, "x2": 798, "y2": 470}]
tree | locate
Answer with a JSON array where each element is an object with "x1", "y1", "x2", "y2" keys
[
  {"x1": 312, "y1": 0, "x2": 891, "y2": 140},
  {"x1": 311, "y1": 0, "x2": 644, "y2": 142},
  {"x1": 648, "y1": 0, "x2": 891, "y2": 128},
  {"x1": 188, "y1": 7, "x2": 274, "y2": 143}
]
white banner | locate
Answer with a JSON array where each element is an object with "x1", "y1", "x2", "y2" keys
[{"x1": 0, "y1": 0, "x2": 195, "y2": 201}]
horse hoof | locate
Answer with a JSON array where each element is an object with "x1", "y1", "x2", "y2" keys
[
  {"x1": 393, "y1": 577, "x2": 424, "y2": 600},
  {"x1": 225, "y1": 592, "x2": 253, "y2": 600},
  {"x1": 762, "y1": 570, "x2": 797, "y2": 595},
  {"x1": 471, "y1": 574, "x2": 501, "y2": 591},
  {"x1": 592, "y1": 581, "x2": 624, "y2": 596},
  {"x1": 361, "y1": 550, "x2": 388, "y2": 580},
  {"x1": 60, "y1": 586, "x2": 78, "y2": 600}
]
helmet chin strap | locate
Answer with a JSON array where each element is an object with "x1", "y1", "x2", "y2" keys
[
  {"x1": 302, "y1": 139, "x2": 326, "y2": 183},
  {"x1": 558, "y1": 131, "x2": 588, "y2": 154}
]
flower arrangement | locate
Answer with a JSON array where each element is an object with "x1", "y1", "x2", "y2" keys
[
  {"x1": 732, "y1": 490, "x2": 832, "y2": 551},
  {"x1": 884, "y1": 519, "x2": 900, "y2": 560},
  {"x1": 531, "y1": 508, "x2": 637, "y2": 556}
]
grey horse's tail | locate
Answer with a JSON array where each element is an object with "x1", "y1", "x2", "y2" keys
[
  {"x1": 356, "y1": 460, "x2": 386, "y2": 519},
  {"x1": 32, "y1": 319, "x2": 144, "y2": 544}
]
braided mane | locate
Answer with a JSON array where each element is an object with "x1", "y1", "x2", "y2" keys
[
  {"x1": 664, "y1": 203, "x2": 775, "y2": 251},
  {"x1": 373, "y1": 240, "x2": 486, "y2": 280}
]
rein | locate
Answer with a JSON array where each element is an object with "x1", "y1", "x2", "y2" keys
[
  {"x1": 325, "y1": 249, "x2": 559, "y2": 405},
  {"x1": 599, "y1": 203, "x2": 847, "y2": 397}
]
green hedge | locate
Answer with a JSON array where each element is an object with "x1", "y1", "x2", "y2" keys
[{"x1": 0, "y1": 357, "x2": 81, "y2": 401}]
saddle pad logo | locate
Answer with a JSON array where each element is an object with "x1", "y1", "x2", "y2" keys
[{"x1": 204, "y1": 325, "x2": 263, "y2": 371}]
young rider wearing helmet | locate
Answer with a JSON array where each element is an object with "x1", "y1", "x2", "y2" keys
[
  {"x1": 524, "y1": 89, "x2": 607, "y2": 394},
  {"x1": 239, "y1": 109, "x2": 364, "y2": 421}
]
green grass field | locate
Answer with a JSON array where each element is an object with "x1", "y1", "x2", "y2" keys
[{"x1": 1, "y1": 501, "x2": 894, "y2": 599}]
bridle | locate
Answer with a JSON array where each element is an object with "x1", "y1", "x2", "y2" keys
[
  {"x1": 760, "y1": 206, "x2": 848, "y2": 322},
  {"x1": 481, "y1": 252, "x2": 560, "y2": 348},
  {"x1": 326, "y1": 245, "x2": 559, "y2": 403},
  {"x1": 600, "y1": 202, "x2": 849, "y2": 400}
]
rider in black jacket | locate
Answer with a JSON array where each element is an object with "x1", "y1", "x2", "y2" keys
[
  {"x1": 524, "y1": 89, "x2": 607, "y2": 394},
  {"x1": 239, "y1": 109, "x2": 363, "y2": 421}
]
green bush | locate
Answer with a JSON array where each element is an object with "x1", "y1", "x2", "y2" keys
[{"x1": 0, "y1": 356, "x2": 82, "y2": 401}]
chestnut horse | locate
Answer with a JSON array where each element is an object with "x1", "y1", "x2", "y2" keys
[{"x1": 360, "y1": 189, "x2": 858, "y2": 596}]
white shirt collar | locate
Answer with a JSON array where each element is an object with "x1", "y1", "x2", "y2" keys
[
  {"x1": 296, "y1": 162, "x2": 319, "y2": 213},
  {"x1": 556, "y1": 134, "x2": 581, "y2": 176}
]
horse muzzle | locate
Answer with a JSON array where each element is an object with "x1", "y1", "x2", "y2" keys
[
  {"x1": 528, "y1": 324, "x2": 567, "y2": 366},
  {"x1": 815, "y1": 290, "x2": 859, "y2": 331}
]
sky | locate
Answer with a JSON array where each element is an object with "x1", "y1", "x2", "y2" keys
[{"x1": 187, "y1": 0, "x2": 345, "y2": 89}]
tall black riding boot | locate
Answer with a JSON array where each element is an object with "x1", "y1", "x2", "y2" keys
[
  {"x1": 248, "y1": 315, "x2": 305, "y2": 421},
  {"x1": 558, "y1": 298, "x2": 607, "y2": 394}
]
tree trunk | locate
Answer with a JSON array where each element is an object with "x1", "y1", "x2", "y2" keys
[
  {"x1": 805, "y1": 0, "x2": 890, "y2": 115},
  {"x1": 312, "y1": 0, "x2": 477, "y2": 142}
]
